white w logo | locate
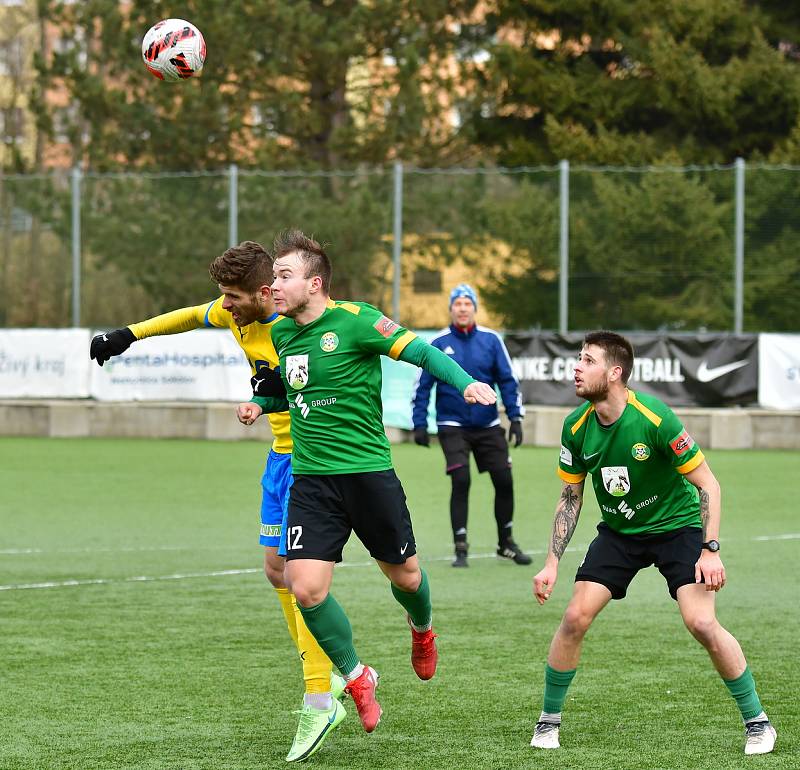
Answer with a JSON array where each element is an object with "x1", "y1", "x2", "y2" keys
[
  {"x1": 294, "y1": 393, "x2": 310, "y2": 418},
  {"x1": 617, "y1": 500, "x2": 635, "y2": 520}
]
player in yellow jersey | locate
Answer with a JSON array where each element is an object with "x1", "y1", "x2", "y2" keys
[{"x1": 89, "y1": 241, "x2": 346, "y2": 762}]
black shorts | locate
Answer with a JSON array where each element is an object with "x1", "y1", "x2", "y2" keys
[
  {"x1": 575, "y1": 523, "x2": 703, "y2": 600},
  {"x1": 285, "y1": 470, "x2": 417, "y2": 564},
  {"x1": 438, "y1": 425, "x2": 510, "y2": 474}
]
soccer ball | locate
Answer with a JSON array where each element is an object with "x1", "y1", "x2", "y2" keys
[{"x1": 141, "y1": 19, "x2": 206, "y2": 82}]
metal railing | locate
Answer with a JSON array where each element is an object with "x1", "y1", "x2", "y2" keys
[{"x1": 0, "y1": 161, "x2": 797, "y2": 332}]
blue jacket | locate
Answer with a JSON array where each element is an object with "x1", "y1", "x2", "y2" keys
[{"x1": 412, "y1": 324, "x2": 524, "y2": 429}]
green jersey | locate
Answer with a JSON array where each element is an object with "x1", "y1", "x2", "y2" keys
[
  {"x1": 267, "y1": 300, "x2": 474, "y2": 475},
  {"x1": 558, "y1": 390, "x2": 705, "y2": 535}
]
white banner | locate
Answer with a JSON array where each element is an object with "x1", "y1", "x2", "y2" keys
[
  {"x1": 90, "y1": 328, "x2": 252, "y2": 401},
  {"x1": 758, "y1": 334, "x2": 800, "y2": 409},
  {"x1": 0, "y1": 329, "x2": 90, "y2": 397},
  {"x1": 2, "y1": 329, "x2": 798, "y2": 409}
]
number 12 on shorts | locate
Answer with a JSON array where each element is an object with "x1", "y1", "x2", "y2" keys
[{"x1": 287, "y1": 525, "x2": 303, "y2": 550}]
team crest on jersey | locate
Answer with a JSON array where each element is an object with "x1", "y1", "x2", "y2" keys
[
  {"x1": 631, "y1": 443, "x2": 650, "y2": 461},
  {"x1": 286, "y1": 355, "x2": 309, "y2": 390},
  {"x1": 601, "y1": 466, "x2": 631, "y2": 497},
  {"x1": 320, "y1": 332, "x2": 339, "y2": 352}
]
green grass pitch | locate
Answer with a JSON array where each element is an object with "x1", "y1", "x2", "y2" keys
[{"x1": 1, "y1": 438, "x2": 797, "y2": 769}]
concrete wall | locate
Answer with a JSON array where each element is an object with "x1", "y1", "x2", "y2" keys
[
  {"x1": 1, "y1": 400, "x2": 799, "y2": 450},
  {"x1": 515, "y1": 407, "x2": 800, "y2": 451}
]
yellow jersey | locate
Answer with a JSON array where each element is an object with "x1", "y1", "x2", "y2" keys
[{"x1": 128, "y1": 297, "x2": 292, "y2": 453}]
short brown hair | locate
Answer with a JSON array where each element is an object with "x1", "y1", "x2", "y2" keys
[
  {"x1": 273, "y1": 230, "x2": 332, "y2": 294},
  {"x1": 208, "y1": 241, "x2": 272, "y2": 292},
  {"x1": 583, "y1": 331, "x2": 635, "y2": 384}
]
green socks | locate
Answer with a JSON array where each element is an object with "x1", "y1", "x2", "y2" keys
[
  {"x1": 538, "y1": 664, "x2": 763, "y2": 723},
  {"x1": 391, "y1": 569, "x2": 432, "y2": 629},
  {"x1": 298, "y1": 572, "x2": 433, "y2": 677},
  {"x1": 723, "y1": 667, "x2": 764, "y2": 721},
  {"x1": 543, "y1": 663, "x2": 577, "y2": 714},
  {"x1": 298, "y1": 593, "x2": 359, "y2": 677}
]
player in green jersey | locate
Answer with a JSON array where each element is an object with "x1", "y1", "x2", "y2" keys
[
  {"x1": 239, "y1": 230, "x2": 497, "y2": 734},
  {"x1": 529, "y1": 331, "x2": 776, "y2": 756},
  {"x1": 90, "y1": 242, "x2": 346, "y2": 762}
]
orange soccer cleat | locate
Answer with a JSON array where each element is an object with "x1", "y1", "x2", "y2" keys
[
  {"x1": 408, "y1": 617, "x2": 439, "y2": 680},
  {"x1": 344, "y1": 666, "x2": 382, "y2": 733}
]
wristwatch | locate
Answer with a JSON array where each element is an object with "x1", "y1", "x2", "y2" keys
[{"x1": 702, "y1": 540, "x2": 720, "y2": 552}]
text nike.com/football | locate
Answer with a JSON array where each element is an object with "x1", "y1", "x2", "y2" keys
[{"x1": 511, "y1": 356, "x2": 750, "y2": 384}]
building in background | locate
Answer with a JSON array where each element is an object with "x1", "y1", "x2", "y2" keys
[
  {"x1": 0, "y1": 0, "x2": 38, "y2": 170},
  {"x1": 0, "y1": 0, "x2": 82, "y2": 170},
  {"x1": 388, "y1": 234, "x2": 523, "y2": 329}
]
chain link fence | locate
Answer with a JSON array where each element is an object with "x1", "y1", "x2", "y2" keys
[{"x1": 0, "y1": 163, "x2": 797, "y2": 331}]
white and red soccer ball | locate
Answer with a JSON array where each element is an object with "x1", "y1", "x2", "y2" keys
[{"x1": 141, "y1": 19, "x2": 206, "y2": 82}]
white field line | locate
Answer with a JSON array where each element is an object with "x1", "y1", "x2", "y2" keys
[
  {"x1": 1, "y1": 534, "x2": 798, "y2": 592},
  {"x1": 0, "y1": 545, "x2": 234, "y2": 555},
  {"x1": 0, "y1": 568, "x2": 261, "y2": 591},
  {"x1": 0, "y1": 549, "x2": 558, "y2": 592},
  {"x1": 5, "y1": 531, "x2": 799, "y2": 557}
]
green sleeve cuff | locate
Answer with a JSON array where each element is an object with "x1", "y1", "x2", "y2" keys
[
  {"x1": 399, "y1": 337, "x2": 476, "y2": 393},
  {"x1": 251, "y1": 395, "x2": 290, "y2": 413}
]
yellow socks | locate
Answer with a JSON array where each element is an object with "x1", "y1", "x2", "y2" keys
[{"x1": 274, "y1": 587, "x2": 333, "y2": 695}]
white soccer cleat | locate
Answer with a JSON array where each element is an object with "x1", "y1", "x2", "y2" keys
[
  {"x1": 744, "y1": 720, "x2": 776, "y2": 755},
  {"x1": 531, "y1": 720, "x2": 561, "y2": 749}
]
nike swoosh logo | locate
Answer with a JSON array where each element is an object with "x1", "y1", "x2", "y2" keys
[
  {"x1": 583, "y1": 452, "x2": 599, "y2": 461},
  {"x1": 400, "y1": 543, "x2": 409, "y2": 555},
  {"x1": 696, "y1": 360, "x2": 749, "y2": 383}
]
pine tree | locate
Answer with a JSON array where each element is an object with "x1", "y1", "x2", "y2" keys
[{"x1": 467, "y1": 0, "x2": 800, "y2": 164}]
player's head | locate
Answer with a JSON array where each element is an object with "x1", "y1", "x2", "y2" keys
[
  {"x1": 575, "y1": 331, "x2": 634, "y2": 402},
  {"x1": 209, "y1": 240, "x2": 273, "y2": 326},
  {"x1": 271, "y1": 230, "x2": 332, "y2": 318},
  {"x1": 449, "y1": 283, "x2": 477, "y2": 329}
]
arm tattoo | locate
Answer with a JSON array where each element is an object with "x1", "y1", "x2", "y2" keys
[
  {"x1": 552, "y1": 485, "x2": 581, "y2": 559},
  {"x1": 698, "y1": 487, "x2": 710, "y2": 539}
]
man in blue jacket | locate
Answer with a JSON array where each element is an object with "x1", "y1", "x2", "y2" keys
[{"x1": 412, "y1": 284, "x2": 531, "y2": 568}]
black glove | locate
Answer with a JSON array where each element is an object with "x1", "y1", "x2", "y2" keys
[
  {"x1": 413, "y1": 426, "x2": 430, "y2": 447},
  {"x1": 251, "y1": 364, "x2": 287, "y2": 398},
  {"x1": 508, "y1": 419, "x2": 523, "y2": 447},
  {"x1": 90, "y1": 327, "x2": 136, "y2": 366}
]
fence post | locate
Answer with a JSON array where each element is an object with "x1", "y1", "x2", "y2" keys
[
  {"x1": 71, "y1": 166, "x2": 82, "y2": 328},
  {"x1": 734, "y1": 157, "x2": 745, "y2": 334},
  {"x1": 392, "y1": 161, "x2": 403, "y2": 322},
  {"x1": 228, "y1": 163, "x2": 238, "y2": 248},
  {"x1": 559, "y1": 159, "x2": 570, "y2": 334}
]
